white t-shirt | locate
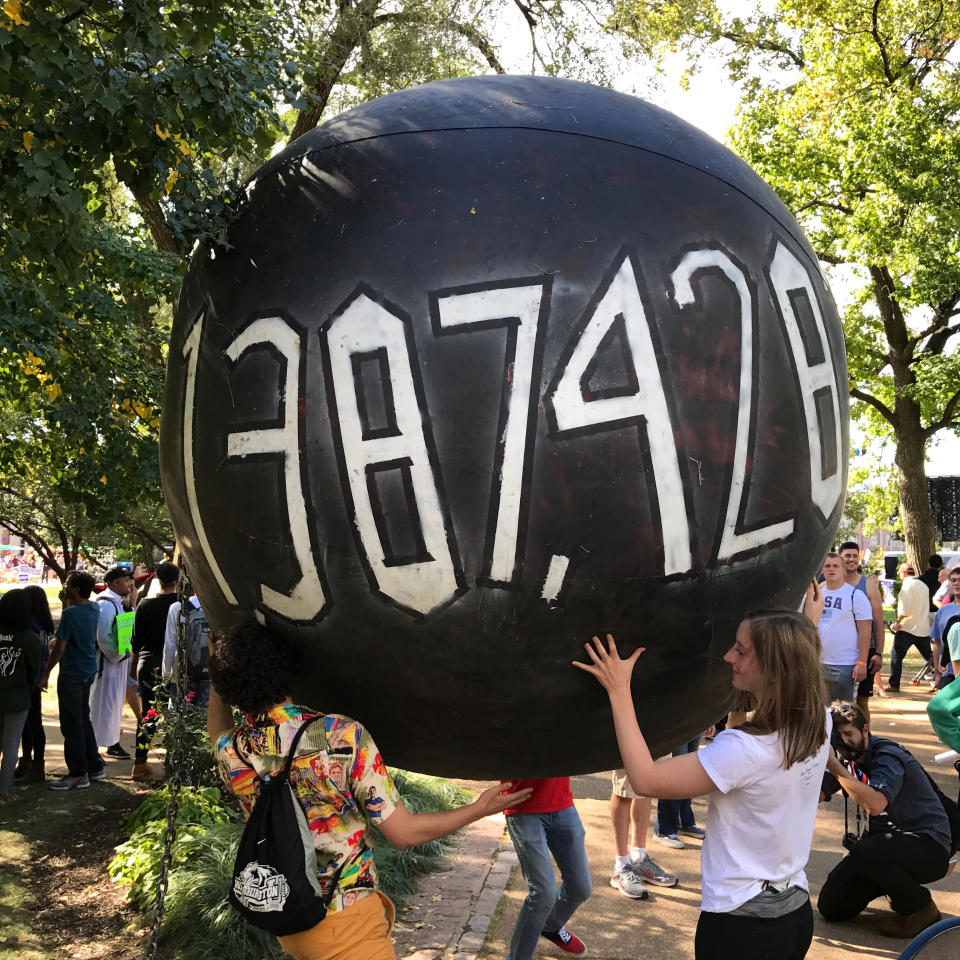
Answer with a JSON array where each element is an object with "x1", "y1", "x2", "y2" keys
[
  {"x1": 898, "y1": 577, "x2": 931, "y2": 636},
  {"x1": 696, "y1": 713, "x2": 832, "y2": 913},
  {"x1": 162, "y1": 596, "x2": 202, "y2": 679},
  {"x1": 818, "y1": 583, "x2": 871, "y2": 664}
]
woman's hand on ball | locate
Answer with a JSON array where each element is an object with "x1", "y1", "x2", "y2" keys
[{"x1": 572, "y1": 633, "x2": 645, "y2": 695}]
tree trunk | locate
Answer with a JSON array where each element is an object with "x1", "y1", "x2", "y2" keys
[
  {"x1": 894, "y1": 409, "x2": 937, "y2": 571},
  {"x1": 869, "y1": 264, "x2": 939, "y2": 570},
  {"x1": 131, "y1": 190, "x2": 182, "y2": 255},
  {"x1": 288, "y1": 2, "x2": 381, "y2": 144}
]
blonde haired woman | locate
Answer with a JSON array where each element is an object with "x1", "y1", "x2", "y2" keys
[{"x1": 575, "y1": 606, "x2": 829, "y2": 960}]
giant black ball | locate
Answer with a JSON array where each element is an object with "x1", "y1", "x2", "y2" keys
[{"x1": 160, "y1": 75, "x2": 848, "y2": 777}]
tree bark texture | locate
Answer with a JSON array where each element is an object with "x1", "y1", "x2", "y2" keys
[{"x1": 868, "y1": 266, "x2": 937, "y2": 569}]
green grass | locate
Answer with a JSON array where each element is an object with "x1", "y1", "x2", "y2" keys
[{"x1": 0, "y1": 831, "x2": 53, "y2": 960}]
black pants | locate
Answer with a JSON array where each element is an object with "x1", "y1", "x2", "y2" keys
[
  {"x1": 818, "y1": 831, "x2": 949, "y2": 918},
  {"x1": 695, "y1": 899, "x2": 813, "y2": 960},
  {"x1": 888, "y1": 631, "x2": 933, "y2": 689},
  {"x1": 19, "y1": 686, "x2": 45, "y2": 762},
  {"x1": 58, "y1": 675, "x2": 104, "y2": 778},
  {"x1": 134, "y1": 656, "x2": 162, "y2": 764}
]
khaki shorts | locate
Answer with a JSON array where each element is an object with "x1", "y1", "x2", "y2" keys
[
  {"x1": 278, "y1": 890, "x2": 397, "y2": 960},
  {"x1": 611, "y1": 768, "x2": 643, "y2": 799}
]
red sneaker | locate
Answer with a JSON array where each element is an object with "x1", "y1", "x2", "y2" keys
[{"x1": 541, "y1": 927, "x2": 587, "y2": 955}]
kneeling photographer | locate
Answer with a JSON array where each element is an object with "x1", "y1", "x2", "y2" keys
[{"x1": 817, "y1": 703, "x2": 953, "y2": 939}]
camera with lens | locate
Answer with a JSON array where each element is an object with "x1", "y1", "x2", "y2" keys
[{"x1": 842, "y1": 831, "x2": 860, "y2": 852}]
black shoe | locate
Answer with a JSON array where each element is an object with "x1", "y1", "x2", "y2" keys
[{"x1": 106, "y1": 744, "x2": 131, "y2": 759}]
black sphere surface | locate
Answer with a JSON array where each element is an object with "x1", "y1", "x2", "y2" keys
[{"x1": 160, "y1": 75, "x2": 848, "y2": 777}]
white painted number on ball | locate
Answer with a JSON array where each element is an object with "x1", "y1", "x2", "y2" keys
[
  {"x1": 325, "y1": 293, "x2": 458, "y2": 614},
  {"x1": 433, "y1": 283, "x2": 547, "y2": 583},
  {"x1": 768, "y1": 242, "x2": 844, "y2": 521},
  {"x1": 548, "y1": 254, "x2": 693, "y2": 577},
  {"x1": 180, "y1": 311, "x2": 237, "y2": 605},
  {"x1": 224, "y1": 317, "x2": 327, "y2": 621},
  {"x1": 670, "y1": 249, "x2": 794, "y2": 560}
]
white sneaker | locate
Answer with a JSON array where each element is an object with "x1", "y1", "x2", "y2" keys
[
  {"x1": 610, "y1": 864, "x2": 649, "y2": 900},
  {"x1": 654, "y1": 832, "x2": 686, "y2": 849},
  {"x1": 49, "y1": 774, "x2": 90, "y2": 791}
]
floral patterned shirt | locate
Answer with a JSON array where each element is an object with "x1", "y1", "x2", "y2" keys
[{"x1": 215, "y1": 704, "x2": 399, "y2": 912}]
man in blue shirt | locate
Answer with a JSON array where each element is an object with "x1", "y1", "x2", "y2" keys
[
  {"x1": 41, "y1": 571, "x2": 106, "y2": 789},
  {"x1": 819, "y1": 704, "x2": 951, "y2": 939}
]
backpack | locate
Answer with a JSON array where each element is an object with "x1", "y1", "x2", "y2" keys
[
  {"x1": 228, "y1": 714, "x2": 346, "y2": 935},
  {"x1": 872, "y1": 739, "x2": 960, "y2": 855},
  {"x1": 183, "y1": 602, "x2": 211, "y2": 684},
  {"x1": 96, "y1": 595, "x2": 134, "y2": 673}
]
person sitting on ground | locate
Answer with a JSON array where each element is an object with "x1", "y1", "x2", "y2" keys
[
  {"x1": 818, "y1": 703, "x2": 951, "y2": 939},
  {"x1": 574, "y1": 596, "x2": 830, "y2": 960},
  {"x1": 0, "y1": 589, "x2": 43, "y2": 803},
  {"x1": 207, "y1": 620, "x2": 531, "y2": 960}
]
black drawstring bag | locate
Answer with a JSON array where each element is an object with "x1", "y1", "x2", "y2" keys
[{"x1": 229, "y1": 714, "x2": 346, "y2": 935}]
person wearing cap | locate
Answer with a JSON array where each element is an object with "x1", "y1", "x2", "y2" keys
[
  {"x1": 887, "y1": 563, "x2": 932, "y2": 693},
  {"x1": 90, "y1": 564, "x2": 135, "y2": 760}
]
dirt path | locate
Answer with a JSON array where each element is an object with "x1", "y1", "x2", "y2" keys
[{"x1": 0, "y1": 671, "x2": 152, "y2": 960}]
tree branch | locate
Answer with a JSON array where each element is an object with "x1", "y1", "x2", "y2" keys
[
  {"x1": 815, "y1": 250, "x2": 846, "y2": 266},
  {"x1": 796, "y1": 198, "x2": 855, "y2": 216},
  {"x1": 922, "y1": 387, "x2": 960, "y2": 441},
  {"x1": 871, "y1": 0, "x2": 896, "y2": 83},
  {"x1": 719, "y1": 31, "x2": 803, "y2": 68},
  {"x1": 850, "y1": 387, "x2": 896, "y2": 426},
  {"x1": 911, "y1": 291, "x2": 960, "y2": 351}
]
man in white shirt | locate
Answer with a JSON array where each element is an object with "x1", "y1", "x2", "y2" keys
[
  {"x1": 818, "y1": 553, "x2": 872, "y2": 703},
  {"x1": 90, "y1": 565, "x2": 135, "y2": 759},
  {"x1": 887, "y1": 563, "x2": 932, "y2": 692}
]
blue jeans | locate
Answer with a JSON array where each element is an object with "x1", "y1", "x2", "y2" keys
[
  {"x1": 657, "y1": 736, "x2": 701, "y2": 836},
  {"x1": 822, "y1": 663, "x2": 857, "y2": 704},
  {"x1": 506, "y1": 806, "x2": 592, "y2": 960},
  {"x1": 58, "y1": 675, "x2": 104, "y2": 777}
]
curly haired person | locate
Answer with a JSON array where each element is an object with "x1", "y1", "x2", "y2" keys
[{"x1": 207, "y1": 620, "x2": 530, "y2": 960}]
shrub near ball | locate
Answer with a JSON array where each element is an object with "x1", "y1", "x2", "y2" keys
[{"x1": 160, "y1": 75, "x2": 847, "y2": 777}]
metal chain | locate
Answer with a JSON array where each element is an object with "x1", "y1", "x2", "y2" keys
[{"x1": 143, "y1": 566, "x2": 192, "y2": 960}]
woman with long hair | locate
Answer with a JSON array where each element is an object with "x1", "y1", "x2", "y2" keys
[
  {"x1": 574, "y1": 598, "x2": 829, "y2": 960},
  {"x1": 14, "y1": 585, "x2": 55, "y2": 782},
  {"x1": 0, "y1": 589, "x2": 43, "y2": 802}
]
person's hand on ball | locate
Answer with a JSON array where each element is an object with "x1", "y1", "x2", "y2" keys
[{"x1": 572, "y1": 633, "x2": 645, "y2": 696}]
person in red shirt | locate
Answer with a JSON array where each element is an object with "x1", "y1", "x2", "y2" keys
[{"x1": 503, "y1": 777, "x2": 591, "y2": 957}]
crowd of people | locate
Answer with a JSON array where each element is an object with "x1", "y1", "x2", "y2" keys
[
  {"x1": 2, "y1": 545, "x2": 958, "y2": 960},
  {"x1": 0, "y1": 559, "x2": 205, "y2": 797}
]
